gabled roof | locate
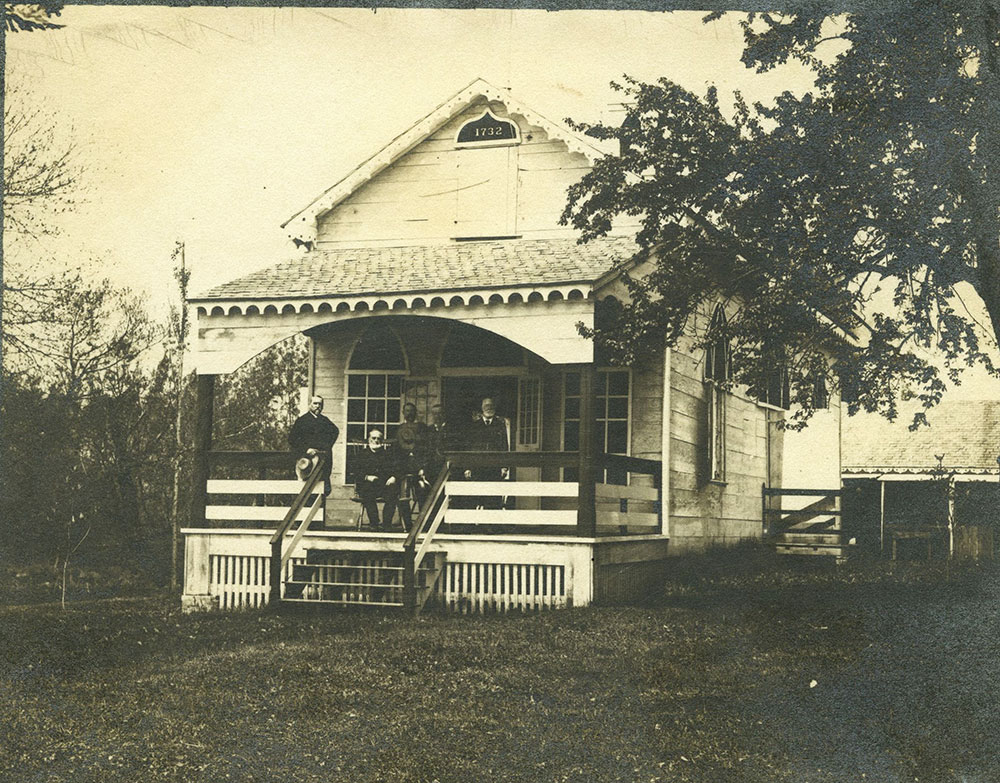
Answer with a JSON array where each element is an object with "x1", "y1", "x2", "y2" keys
[
  {"x1": 281, "y1": 78, "x2": 607, "y2": 243},
  {"x1": 842, "y1": 400, "x2": 1000, "y2": 473},
  {"x1": 191, "y1": 236, "x2": 637, "y2": 303}
]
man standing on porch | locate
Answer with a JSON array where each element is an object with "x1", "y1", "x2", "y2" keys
[
  {"x1": 464, "y1": 397, "x2": 509, "y2": 510},
  {"x1": 289, "y1": 395, "x2": 339, "y2": 495},
  {"x1": 397, "y1": 402, "x2": 431, "y2": 524},
  {"x1": 355, "y1": 428, "x2": 402, "y2": 531}
]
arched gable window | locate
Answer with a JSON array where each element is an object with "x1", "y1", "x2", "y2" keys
[
  {"x1": 345, "y1": 323, "x2": 407, "y2": 482},
  {"x1": 455, "y1": 110, "x2": 520, "y2": 147},
  {"x1": 704, "y1": 305, "x2": 729, "y2": 483}
]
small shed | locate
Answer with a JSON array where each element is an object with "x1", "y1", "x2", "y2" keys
[{"x1": 842, "y1": 401, "x2": 1000, "y2": 560}]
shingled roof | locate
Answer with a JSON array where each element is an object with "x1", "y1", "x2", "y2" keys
[
  {"x1": 192, "y1": 236, "x2": 638, "y2": 302},
  {"x1": 842, "y1": 400, "x2": 1000, "y2": 473}
]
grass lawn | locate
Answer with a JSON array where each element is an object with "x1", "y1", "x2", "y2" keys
[{"x1": 2, "y1": 552, "x2": 998, "y2": 783}]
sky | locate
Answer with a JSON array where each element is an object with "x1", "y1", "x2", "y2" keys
[
  {"x1": 6, "y1": 5, "x2": 1000, "y2": 403},
  {"x1": 5, "y1": 6, "x2": 815, "y2": 302}
]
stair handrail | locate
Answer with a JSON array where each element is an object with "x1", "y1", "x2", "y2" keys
[
  {"x1": 403, "y1": 460, "x2": 450, "y2": 554},
  {"x1": 402, "y1": 461, "x2": 450, "y2": 613},
  {"x1": 279, "y1": 492, "x2": 325, "y2": 570},
  {"x1": 269, "y1": 456, "x2": 325, "y2": 604}
]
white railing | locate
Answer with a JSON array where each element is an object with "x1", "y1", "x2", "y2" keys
[
  {"x1": 595, "y1": 482, "x2": 660, "y2": 531},
  {"x1": 440, "y1": 479, "x2": 660, "y2": 533},
  {"x1": 205, "y1": 479, "x2": 324, "y2": 525},
  {"x1": 445, "y1": 480, "x2": 578, "y2": 526}
]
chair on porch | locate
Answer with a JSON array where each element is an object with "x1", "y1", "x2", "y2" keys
[{"x1": 352, "y1": 474, "x2": 421, "y2": 532}]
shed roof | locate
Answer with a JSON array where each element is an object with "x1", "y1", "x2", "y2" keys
[
  {"x1": 842, "y1": 400, "x2": 1000, "y2": 473},
  {"x1": 192, "y1": 236, "x2": 638, "y2": 302}
]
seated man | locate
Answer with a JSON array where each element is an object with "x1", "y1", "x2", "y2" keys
[{"x1": 354, "y1": 428, "x2": 401, "y2": 531}]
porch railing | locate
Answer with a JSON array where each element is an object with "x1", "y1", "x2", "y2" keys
[
  {"x1": 197, "y1": 450, "x2": 662, "y2": 537},
  {"x1": 598, "y1": 454, "x2": 662, "y2": 533},
  {"x1": 443, "y1": 451, "x2": 662, "y2": 536}
]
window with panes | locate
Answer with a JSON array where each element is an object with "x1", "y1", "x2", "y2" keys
[
  {"x1": 345, "y1": 325, "x2": 406, "y2": 483},
  {"x1": 562, "y1": 369, "x2": 631, "y2": 484}
]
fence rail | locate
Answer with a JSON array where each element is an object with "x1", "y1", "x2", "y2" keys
[{"x1": 200, "y1": 450, "x2": 662, "y2": 537}]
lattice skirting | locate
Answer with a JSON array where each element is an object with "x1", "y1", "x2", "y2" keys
[
  {"x1": 428, "y1": 561, "x2": 568, "y2": 613},
  {"x1": 208, "y1": 554, "x2": 271, "y2": 609},
  {"x1": 207, "y1": 555, "x2": 568, "y2": 613}
]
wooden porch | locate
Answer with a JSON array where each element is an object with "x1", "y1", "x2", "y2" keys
[{"x1": 183, "y1": 441, "x2": 666, "y2": 613}]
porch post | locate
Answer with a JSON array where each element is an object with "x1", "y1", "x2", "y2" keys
[
  {"x1": 577, "y1": 363, "x2": 598, "y2": 537},
  {"x1": 189, "y1": 374, "x2": 215, "y2": 529},
  {"x1": 879, "y1": 479, "x2": 886, "y2": 555}
]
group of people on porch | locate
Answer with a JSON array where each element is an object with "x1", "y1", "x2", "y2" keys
[{"x1": 289, "y1": 394, "x2": 510, "y2": 531}]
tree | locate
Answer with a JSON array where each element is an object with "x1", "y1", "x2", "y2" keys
[
  {"x1": 4, "y1": 2, "x2": 63, "y2": 32},
  {"x1": 213, "y1": 335, "x2": 310, "y2": 454},
  {"x1": 3, "y1": 80, "x2": 76, "y2": 240},
  {"x1": 3, "y1": 75, "x2": 84, "y2": 365},
  {"x1": 168, "y1": 242, "x2": 191, "y2": 591},
  {"x1": 0, "y1": 273, "x2": 169, "y2": 590},
  {"x1": 5, "y1": 267, "x2": 159, "y2": 397},
  {"x1": 562, "y1": 4, "x2": 999, "y2": 427}
]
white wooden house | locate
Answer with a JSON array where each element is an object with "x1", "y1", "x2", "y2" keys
[{"x1": 182, "y1": 79, "x2": 844, "y2": 613}]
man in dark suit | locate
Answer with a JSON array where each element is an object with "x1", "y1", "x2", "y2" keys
[
  {"x1": 464, "y1": 397, "x2": 509, "y2": 509},
  {"x1": 424, "y1": 403, "x2": 450, "y2": 480},
  {"x1": 354, "y1": 428, "x2": 401, "y2": 530},
  {"x1": 289, "y1": 395, "x2": 339, "y2": 495},
  {"x1": 396, "y1": 402, "x2": 431, "y2": 525}
]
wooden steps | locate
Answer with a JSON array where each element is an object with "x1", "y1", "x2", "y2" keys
[
  {"x1": 282, "y1": 548, "x2": 445, "y2": 609},
  {"x1": 769, "y1": 521, "x2": 853, "y2": 559}
]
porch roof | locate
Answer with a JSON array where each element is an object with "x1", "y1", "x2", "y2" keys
[{"x1": 191, "y1": 236, "x2": 637, "y2": 303}]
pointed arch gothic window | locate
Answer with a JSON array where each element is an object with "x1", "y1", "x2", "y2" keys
[{"x1": 704, "y1": 306, "x2": 729, "y2": 483}]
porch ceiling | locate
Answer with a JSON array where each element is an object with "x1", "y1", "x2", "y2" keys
[{"x1": 191, "y1": 236, "x2": 637, "y2": 304}]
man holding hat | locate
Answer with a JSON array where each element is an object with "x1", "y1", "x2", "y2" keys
[{"x1": 289, "y1": 395, "x2": 339, "y2": 495}]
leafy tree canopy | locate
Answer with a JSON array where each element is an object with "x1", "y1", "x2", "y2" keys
[
  {"x1": 4, "y1": 2, "x2": 63, "y2": 32},
  {"x1": 562, "y1": 3, "x2": 999, "y2": 427}
]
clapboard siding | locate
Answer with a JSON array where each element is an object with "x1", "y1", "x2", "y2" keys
[
  {"x1": 316, "y1": 99, "x2": 587, "y2": 246},
  {"x1": 630, "y1": 358, "x2": 663, "y2": 461},
  {"x1": 515, "y1": 165, "x2": 591, "y2": 234},
  {"x1": 667, "y1": 314, "x2": 769, "y2": 550}
]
